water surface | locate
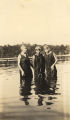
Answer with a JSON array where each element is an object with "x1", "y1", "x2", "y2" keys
[{"x1": 0, "y1": 57, "x2": 70, "y2": 120}]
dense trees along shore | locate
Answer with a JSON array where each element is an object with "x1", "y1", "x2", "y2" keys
[{"x1": 0, "y1": 44, "x2": 70, "y2": 58}]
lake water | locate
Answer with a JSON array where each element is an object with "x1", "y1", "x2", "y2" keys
[{"x1": 0, "y1": 57, "x2": 70, "y2": 120}]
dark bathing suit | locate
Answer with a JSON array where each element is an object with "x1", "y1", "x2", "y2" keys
[
  {"x1": 20, "y1": 54, "x2": 33, "y2": 84},
  {"x1": 45, "y1": 52, "x2": 57, "y2": 86},
  {"x1": 34, "y1": 54, "x2": 45, "y2": 92}
]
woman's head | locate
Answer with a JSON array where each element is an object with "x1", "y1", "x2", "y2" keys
[
  {"x1": 35, "y1": 46, "x2": 41, "y2": 55},
  {"x1": 43, "y1": 44, "x2": 50, "y2": 53},
  {"x1": 21, "y1": 45, "x2": 27, "y2": 54}
]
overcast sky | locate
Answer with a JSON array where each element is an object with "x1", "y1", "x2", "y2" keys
[{"x1": 0, "y1": 0, "x2": 70, "y2": 45}]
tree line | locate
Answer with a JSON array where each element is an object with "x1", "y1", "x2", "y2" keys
[{"x1": 0, "y1": 44, "x2": 70, "y2": 58}]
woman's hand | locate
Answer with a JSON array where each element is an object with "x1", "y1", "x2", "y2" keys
[
  {"x1": 21, "y1": 71, "x2": 24, "y2": 76},
  {"x1": 51, "y1": 64, "x2": 54, "y2": 71}
]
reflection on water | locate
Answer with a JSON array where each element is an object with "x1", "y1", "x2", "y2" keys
[
  {"x1": 19, "y1": 78, "x2": 32, "y2": 105},
  {"x1": 19, "y1": 64, "x2": 57, "y2": 107},
  {"x1": 0, "y1": 56, "x2": 70, "y2": 119}
]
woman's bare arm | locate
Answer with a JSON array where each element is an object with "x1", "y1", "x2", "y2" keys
[
  {"x1": 51, "y1": 52, "x2": 57, "y2": 70},
  {"x1": 18, "y1": 54, "x2": 24, "y2": 75}
]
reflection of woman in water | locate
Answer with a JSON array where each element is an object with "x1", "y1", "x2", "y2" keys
[
  {"x1": 18, "y1": 45, "x2": 33, "y2": 86},
  {"x1": 38, "y1": 95, "x2": 44, "y2": 106},
  {"x1": 43, "y1": 45, "x2": 57, "y2": 90},
  {"x1": 20, "y1": 82, "x2": 32, "y2": 105}
]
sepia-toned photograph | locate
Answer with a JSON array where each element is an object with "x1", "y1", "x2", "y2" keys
[{"x1": 0, "y1": 0, "x2": 70, "y2": 120}]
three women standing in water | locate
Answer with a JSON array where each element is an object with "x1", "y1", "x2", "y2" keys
[{"x1": 18, "y1": 44, "x2": 57, "y2": 91}]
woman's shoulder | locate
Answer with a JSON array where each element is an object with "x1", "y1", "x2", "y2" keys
[
  {"x1": 18, "y1": 54, "x2": 21, "y2": 59},
  {"x1": 48, "y1": 51, "x2": 54, "y2": 56},
  {"x1": 18, "y1": 53, "x2": 27, "y2": 58}
]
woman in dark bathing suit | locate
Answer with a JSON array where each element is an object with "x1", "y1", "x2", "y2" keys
[
  {"x1": 18, "y1": 45, "x2": 33, "y2": 86},
  {"x1": 33, "y1": 46, "x2": 45, "y2": 93},
  {"x1": 43, "y1": 45, "x2": 57, "y2": 91}
]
